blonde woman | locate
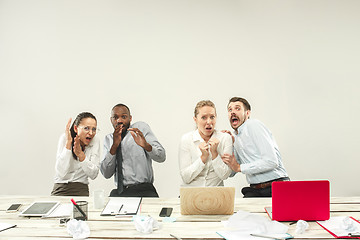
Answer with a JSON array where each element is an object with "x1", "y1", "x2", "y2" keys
[{"x1": 179, "y1": 100, "x2": 233, "y2": 186}]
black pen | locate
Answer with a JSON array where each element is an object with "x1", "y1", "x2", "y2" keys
[
  {"x1": 118, "y1": 204, "x2": 124, "y2": 214},
  {"x1": 170, "y1": 234, "x2": 182, "y2": 240},
  {"x1": 71, "y1": 198, "x2": 87, "y2": 219},
  {"x1": 349, "y1": 233, "x2": 360, "y2": 237}
]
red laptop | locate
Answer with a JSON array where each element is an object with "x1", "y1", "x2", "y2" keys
[{"x1": 265, "y1": 180, "x2": 330, "y2": 221}]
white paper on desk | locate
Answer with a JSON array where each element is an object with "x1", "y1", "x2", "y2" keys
[
  {"x1": 217, "y1": 230, "x2": 292, "y2": 240},
  {"x1": 218, "y1": 211, "x2": 289, "y2": 240},
  {"x1": 317, "y1": 216, "x2": 360, "y2": 237},
  {"x1": 223, "y1": 210, "x2": 288, "y2": 234},
  {"x1": 43, "y1": 203, "x2": 72, "y2": 218},
  {"x1": 0, "y1": 222, "x2": 17, "y2": 232},
  {"x1": 101, "y1": 197, "x2": 141, "y2": 216},
  {"x1": 217, "y1": 230, "x2": 254, "y2": 240}
]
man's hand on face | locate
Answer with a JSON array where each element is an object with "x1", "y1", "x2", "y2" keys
[
  {"x1": 110, "y1": 123, "x2": 124, "y2": 155},
  {"x1": 113, "y1": 123, "x2": 124, "y2": 145},
  {"x1": 129, "y1": 128, "x2": 152, "y2": 152}
]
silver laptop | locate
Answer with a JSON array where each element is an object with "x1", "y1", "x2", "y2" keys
[{"x1": 180, "y1": 187, "x2": 235, "y2": 215}]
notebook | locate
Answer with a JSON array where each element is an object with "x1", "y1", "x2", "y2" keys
[
  {"x1": 180, "y1": 187, "x2": 235, "y2": 215},
  {"x1": 265, "y1": 180, "x2": 330, "y2": 221},
  {"x1": 19, "y1": 201, "x2": 60, "y2": 217}
]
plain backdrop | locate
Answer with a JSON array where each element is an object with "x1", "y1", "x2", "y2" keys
[{"x1": 1, "y1": 0, "x2": 359, "y2": 198}]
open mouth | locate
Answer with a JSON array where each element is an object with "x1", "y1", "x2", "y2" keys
[
  {"x1": 231, "y1": 116, "x2": 239, "y2": 125},
  {"x1": 86, "y1": 137, "x2": 92, "y2": 141},
  {"x1": 205, "y1": 126, "x2": 213, "y2": 131}
]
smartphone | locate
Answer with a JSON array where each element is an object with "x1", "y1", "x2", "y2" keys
[
  {"x1": 6, "y1": 204, "x2": 22, "y2": 212},
  {"x1": 159, "y1": 207, "x2": 173, "y2": 217}
]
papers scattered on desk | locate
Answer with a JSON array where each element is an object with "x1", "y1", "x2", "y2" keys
[
  {"x1": 0, "y1": 222, "x2": 16, "y2": 232},
  {"x1": 217, "y1": 210, "x2": 291, "y2": 240},
  {"x1": 317, "y1": 216, "x2": 360, "y2": 238},
  {"x1": 101, "y1": 197, "x2": 142, "y2": 216}
]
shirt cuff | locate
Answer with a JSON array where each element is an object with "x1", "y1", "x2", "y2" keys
[
  {"x1": 80, "y1": 155, "x2": 90, "y2": 165},
  {"x1": 106, "y1": 151, "x2": 116, "y2": 158},
  {"x1": 240, "y1": 163, "x2": 250, "y2": 174}
]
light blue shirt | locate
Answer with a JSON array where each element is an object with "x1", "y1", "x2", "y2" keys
[
  {"x1": 100, "y1": 121, "x2": 166, "y2": 186},
  {"x1": 233, "y1": 119, "x2": 288, "y2": 184}
]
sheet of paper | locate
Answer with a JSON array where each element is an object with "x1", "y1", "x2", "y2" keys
[
  {"x1": 217, "y1": 230, "x2": 292, "y2": 240},
  {"x1": 317, "y1": 216, "x2": 360, "y2": 237},
  {"x1": 101, "y1": 197, "x2": 141, "y2": 216},
  {"x1": 0, "y1": 222, "x2": 16, "y2": 232},
  {"x1": 43, "y1": 203, "x2": 72, "y2": 218}
]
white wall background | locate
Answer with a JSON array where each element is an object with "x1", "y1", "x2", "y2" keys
[{"x1": 1, "y1": 0, "x2": 359, "y2": 198}]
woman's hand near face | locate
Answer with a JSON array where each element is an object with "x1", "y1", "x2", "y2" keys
[
  {"x1": 198, "y1": 142, "x2": 210, "y2": 164},
  {"x1": 65, "y1": 118, "x2": 72, "y2": 150},
  {"x1": 208, "y1": 138, "x2": 220, "y2": 160},
  {"x1": 73, "y1": 135, "x2": 86, "y2": 162}
]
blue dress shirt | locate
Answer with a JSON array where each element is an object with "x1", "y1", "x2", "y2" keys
[
  {"x1": 233, "y1": 119, "x2": 288, "y2": 184},
  {"x1": 100, "y1": 121, "x2": 166, "y2": 187}
]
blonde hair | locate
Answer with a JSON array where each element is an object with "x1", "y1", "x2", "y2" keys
[{"x1": 194, "y1": 100, "x2": 216, "y2": 117}]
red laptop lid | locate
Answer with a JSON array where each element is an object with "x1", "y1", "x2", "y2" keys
[{"x1": 272, "y1": 180, "x2": 330, "y2": 221}]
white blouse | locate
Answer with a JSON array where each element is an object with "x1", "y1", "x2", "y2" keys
[
  {"x1": 54, "y1": 133, "x2": 100, "y2": 184},
  {"x1": 178, "y1": 129, "x2": 233, "y2": 186}
]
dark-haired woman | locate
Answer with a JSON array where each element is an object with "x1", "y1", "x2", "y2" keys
[{"x1": 51, "y1": 112, "x2": 100, "y2": 196}]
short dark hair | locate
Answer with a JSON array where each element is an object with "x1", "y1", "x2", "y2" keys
[
  {"x1": 112, "y1": 103, "x2": 131, "y2": 115},
  {"x1": 228, "y1": 97, "x2": 251, "y2": 111}
]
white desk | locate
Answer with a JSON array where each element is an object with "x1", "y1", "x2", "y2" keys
[{"x1": 1, "y1": 195, "x2": 360, "y2": 239}]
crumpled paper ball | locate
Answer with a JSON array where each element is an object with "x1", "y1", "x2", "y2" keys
[
  {"x1": 342, "y1": 216, "x2": 357, "y2": 232},
  {"x1": 133, "y1": 215, "x2": 160, "y2": 234},
  {"x1": 66, "y1": 219, "x2": 90, "y2": 239},
  {"x1": 295, "y1": 220, "x2": 309, "y2": 234}
]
